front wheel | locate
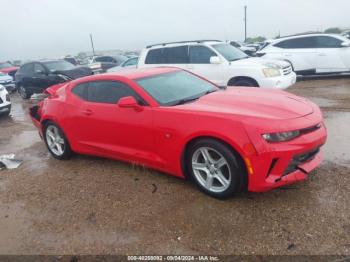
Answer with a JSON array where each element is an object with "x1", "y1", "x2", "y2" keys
[
  {"x1": 44, "y1": 122, "x2": 72, "y2": 160},
  {"x1": 231, "y1": 79, "x2": 258, "y2": 87},
  {"x1": 18, "y1": 85, "x2": 31, "y2": 99},
  {"x1": 186, "y1": 139, "x2": 247, "y2": 199}
]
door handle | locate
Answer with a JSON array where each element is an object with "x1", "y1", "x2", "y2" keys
[
  {"x1": 82, "y1": 109, "x2": 93, "y2": 116},
  {"x1": 186, "y1": 66, "x2": 194, "y2": 70},
  {"x1": 318, "y1": 53, "x2": 327, "y2": 56}
]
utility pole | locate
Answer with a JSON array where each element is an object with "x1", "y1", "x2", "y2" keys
[
  {"x1": 90, "y1": 33, "x2": 96, "y2": 57},
  {"x1": 244, "y1": 5, "x2": 247, "y2": 42}
]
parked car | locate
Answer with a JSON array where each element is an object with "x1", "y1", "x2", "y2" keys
[
  {"x1": 0, "y1": 72, "x2": 16, "y2": 92},
  {"x1": 256, "y1": 33, "x2": 350, "y2": 75},
  {"x1": 107, "y1": 57, "x2": 139, "y2": 73},
  {"x1": 15, "y1": 60, "x2": 92, "y2": 99},
  {"x1": 342, "y1": 31, "x2": 350, "y2": 40},
  {"x1": 64, "y1": 56, "x2": 78, "y2": 65},
  {"x1": 0, "y1": 62, "x2": 18, "y2": 78},
  {"x1": 88, "y1": 55, "x2": 127, "y2": 74},
  {"x1": 29, "y1": 67, "x2": 326, "y2": 199},
  {"x1": 138, "y1": 40, "x2": 296, "y2": 89},
  {"x1": 0, "y1": 85, "x2": 11, "y2": 116},
  {"x1": 229, "y1": 41, "x2": 256, "y2": 56}
]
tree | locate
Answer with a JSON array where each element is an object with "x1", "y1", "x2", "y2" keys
[{"x1": 324, "y1": 27, "x2": 342, "y2": 34}]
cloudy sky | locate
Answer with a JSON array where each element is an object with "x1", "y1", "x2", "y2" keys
[{"x1": 0, "y1": 0, "x2": 349, "y2": 61}]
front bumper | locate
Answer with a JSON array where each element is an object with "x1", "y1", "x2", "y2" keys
[
  {"x1": 0, "y1": 103, "x2": 11, "y2": 114},
  {"x1": 258, "y1": 72, "x2": 297, "y2": 89},
  {"x1": 1, "y1": 83, "x2": 16, "y2": 92},
  {"x1": 247, "y1": 122, "x2": 327, "y2": 192}
]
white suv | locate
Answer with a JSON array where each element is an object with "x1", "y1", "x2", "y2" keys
[
  {"x1": 0, "y1": 84, "x2": 11, "y2": 116},
  {"x1": 256, "y1": 33, "x2": 350, "y2": 75},
  {"x1": 137, "y1": 40, "x2": 296, "y2": 89}
]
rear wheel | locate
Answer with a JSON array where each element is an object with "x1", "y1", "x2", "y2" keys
[
  {"x1": 186, "y1": 138, "x2": 247, "y2": 199},
  {"x1": 18, "y1": 85, "x2": 31, "y2": 99},
  {"x1": 44, "y1": 122, "x2": 72, "y2": 160}
]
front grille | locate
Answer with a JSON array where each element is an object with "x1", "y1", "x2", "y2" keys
[
  {"x1": 283, "y1": 147, "x2": 320, "y2": 176},
  {"x1": 282, "y1": 65, "x2": 292, "y2": 75}
]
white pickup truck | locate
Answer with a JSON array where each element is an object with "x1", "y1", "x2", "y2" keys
[{"x1": 137, "y1": 40, "x2": 296, "y2": 89}]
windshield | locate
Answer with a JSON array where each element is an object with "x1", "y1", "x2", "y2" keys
[
  {"x1": 0, "y1": 62, "x2": 13, "y2": 69},
  {"x1": 212, "y1": 43, "x2": 248, "y2": 61},
  {"x1": 136, "y1": 71, "x2": 217, "y2": 106},
  {"x1": 44, "y1": 61, "x2": 76, "y2": 71}
]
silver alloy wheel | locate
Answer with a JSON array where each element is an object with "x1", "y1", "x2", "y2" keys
[
  {"x1": 191, "y1": 147, "x2": 232, "y2": 193},
  {"x1": 19, "y1": 86, "x2": 26, "y2": 98},
  {"x1": 45, "y1": 125, "x2": 65, "y2": 156}
]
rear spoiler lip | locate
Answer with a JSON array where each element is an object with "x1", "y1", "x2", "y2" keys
[{"x1": 44, "y1": 82, "x2": 70, "y2": 96}]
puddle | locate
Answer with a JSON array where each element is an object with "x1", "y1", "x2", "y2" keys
[
  {"x1": 323, "y1": 111, "x2": 350, "y2": 166},
  {"x1": 0, "y1": 130, "x2": 41, "y2": 154}
]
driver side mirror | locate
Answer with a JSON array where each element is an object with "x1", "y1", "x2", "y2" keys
[
  {"x1": 341, "y1": 42, "x2": 350, "y2": 47},
  {"x1": 210, "y1": 56, "x2": 221, "y2": 64},
  {"x1": 118, "y1": 96, "x2": 143, "y2": 111}
]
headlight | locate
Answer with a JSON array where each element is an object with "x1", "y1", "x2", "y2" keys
[
  {"x1": 262, "y1": 130, "x2": 300, "y2": 142},
  {"x1": 0, "y1": 85, "x2": 4, "y2": 91},
  {"x1": 262, "y1": 68, "x2": 281, "y2": 77}
]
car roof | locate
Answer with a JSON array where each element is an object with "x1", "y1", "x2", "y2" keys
[
  {"x1": 271, "y1": 33, "x2": 343, "y2": 43},
  {"x1": 146, "y1": 40, "x2": 223, "y2": 49}
]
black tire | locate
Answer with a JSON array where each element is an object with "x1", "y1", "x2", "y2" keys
[
  {"x1": 43, "y1": 122, "x2": 73, "y2": 160},
  {"x1": 231, "y1": 78, "x2": 258, "y2": 87},
  {"x1": 18, "y1": 85, "x2": 31, "y2": 99},
  {"x1": 186, "y1": 138, "x2": 247, "y2": 199}
]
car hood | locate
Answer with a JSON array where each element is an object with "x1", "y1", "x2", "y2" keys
[
  {"x1": 54, "y1": 67, "x2": 92, "y2": 79},
  {"x1": 0, "y1": 66, "x2": 18, "y2": 73},
  {"x1": 0, "y1": 75, "x2": 13, "y2": 82},
  {"x1": 230, "y1": 57, "x2": 290, "y2": 68},
  {"x1": 176, "y1": 88, "x2": 313, "y2": 120}
]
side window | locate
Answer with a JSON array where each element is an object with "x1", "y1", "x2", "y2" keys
[
  {"x1": 20, "y1": 63, "x2": 34, "y2": 74},
  {"x1": 145, "y1": 48, "x2": 163, "y2": 64},
  {"x1": 145, "y1": 46, "x2": 189, "y2": 64},
  {"x1": 274, "y1": 37, "x2": 317, "y2": 49},
  {"x1": 87, "y1": 81, "x2": 142, "y2": 104},
  {"x1": 72, "y1": 83, "x2": 88, "y2": 100},
  {"x1": 316, "y1": 36, "x2": 343, "y2": 48},
  {"x1": 163, "y1": 46, "x2": 188, "y2": 64},
  {"x1": 34, "y1": 63, "x2": 46, "y2": 74},
  {"x1": 189, "y1": 46, "x2": 216, "y2": 64}
]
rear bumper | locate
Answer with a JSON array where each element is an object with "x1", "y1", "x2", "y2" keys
[
  {"x1": 247, "y1": 122, "x2": 327, "y2": 192},
  {"x1": 29, "y1": 106, "x2": 43, "y2": 137}
]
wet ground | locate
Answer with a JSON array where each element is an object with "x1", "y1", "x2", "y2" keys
[{"x1": 0, "y1": 77, "x2": 349, "y2": 255}]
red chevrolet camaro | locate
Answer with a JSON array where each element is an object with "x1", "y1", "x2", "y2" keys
[{"x1": 30, "y1": 67, "x2": 327, "y2": 198}]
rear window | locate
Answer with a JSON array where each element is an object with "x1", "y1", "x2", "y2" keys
[{"x1": 145, "y1": 46, "x2": 189, "y2": 64}]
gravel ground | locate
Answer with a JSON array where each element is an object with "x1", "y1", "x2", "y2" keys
[{"x1": 0, "y1": 77, "x2": 349, "y2": 256}]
